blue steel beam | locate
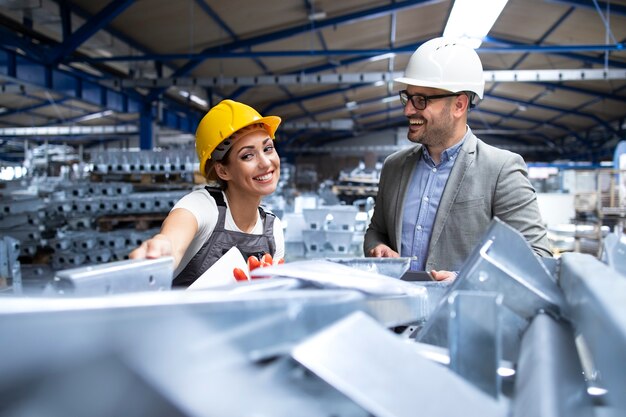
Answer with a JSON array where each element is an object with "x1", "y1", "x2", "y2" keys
[
  {"x1": 263, "y1": 85, "x2": 364, "y2": 113},
  {"x1": 286, "y1": 91, "x2": 588, "y2": 145},
  {"x1": 357, "y1": 105, "x2": 577, "y2": 146},
  {"x1": 256, "y1": 54, "x2": 381, "y2": 112},
  {"x1": 485, "y1": 36, "x2": 626, "y2": 69},
  {"x1": 49, "y1": 0, "x2": 175, "y2": 78},
  {"x1": 0, "y1": 48, "x2": 200, "y2": 139},
  {"x1": 59, "y1": 1, "x2": 71, "y2": 41},
  {"x1": 488, "y1": 92, "x2": 618, "y2": 135},
  {"x1": 148, "y1": 0, "x2": 440, "y2": 100},
  {"x1": 0, "y1": 95, "x2": 71, "y2": 119},
  {"x1": 0, "y1": 26, "x2": 48, "y2": 62},
  {"x1": 81, "y1": 43, "x2": 625, "y2": 62},
  {"x1": 46, "y1": 0, "x2": 136, "y2": 65},
  {"x1": 361, "y1": 115, "x2": 561, "y2": 151},
  {"x1": 531, "y1": 81, "x2": 626, "y2": 103},
  {"x1": 544, "y1": 0, "x2": 626, "y2": 16},
  {"x1": 193, "y1": 0, "x2": 315, "y2": 120},
  {"x1": 291, "y1": 114, "x2": 559, "y2": 153}
]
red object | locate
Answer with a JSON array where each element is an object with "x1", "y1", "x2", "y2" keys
[
  {"x1": 233, "y1": 268, "x2": 248, "y2": 281},
  {"x1": 247, "y1": 256, "x2": 261, "y2": 271},
  {"x1": 261, "y1": 253, "x2": 273, "y2": 267}
]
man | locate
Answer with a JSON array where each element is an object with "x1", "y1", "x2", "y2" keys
[{"x1": 364, "y1": 37, "x2": 552, "y2": 281}]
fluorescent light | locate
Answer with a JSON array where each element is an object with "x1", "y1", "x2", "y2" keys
[
  {"x1": 179, "y1": 90, "x2": 208, "y2": 107},
  {"x1": 74, "y1": 110, "x2": 113, "y2": 123},
  {"x1": 367, "y1": 52, "x2": 396, "y2": 63},
  {"x1": 308, "y1": 11, "x2": 327, "y2": 21},
  {"x1": 443, "y1": 0, "x2": 509, "y2": 48}
]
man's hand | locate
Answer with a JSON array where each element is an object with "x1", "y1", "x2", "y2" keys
[
  {"x1": 129, "y1": 234, "x2": 172, "y2": 260},
  {"x1": 368, "y1": 244, "x2": 400, "y2": 258},
  {"x1": 233, "y1": 253, "x2": 284, "y2": 281},
  {"x1": 430, "y1": 270, "x2": 457, "y2": 282}
]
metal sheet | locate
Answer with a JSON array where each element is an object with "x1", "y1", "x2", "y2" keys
[
  {"x1": 559, "y1": 252, "x2": 626, "y2": 409},
  {"x1": 0, "y1": 294, "x2": 369, "y2": 417},
  {"x1": 417, "y1": 218, "x2": 564, "y2": 359},
  {"x1": 52, "y1": 257, "x2": 174, "y2": 295},
  {"x1": 601, "y1": 232, "x2": 626, "y2": 276},
  {"x1": 449, "y1": 291, "x2": 502, "y2": 398},
  {"x1": 251, "y1": 259, "x2": 428, "y2": 297},
  {"x1": 292, "y1": 311, "x2": 507, "y2": 417},
  {"x1": 512, "y1": 313, "x2": 594, "y2": 417}
]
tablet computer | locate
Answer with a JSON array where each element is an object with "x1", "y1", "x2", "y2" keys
[{"x1": 400, "y1": 270, "x2": 435, "y2": 282}]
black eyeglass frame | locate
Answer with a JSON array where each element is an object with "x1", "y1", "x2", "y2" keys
[{"x1": 399, "y1": 90, "x2": 461, "y2": 110}]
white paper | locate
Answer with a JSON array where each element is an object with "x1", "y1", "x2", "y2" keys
[
  {"x1": 250, "y1": 260, "x2": 427, "y2": 296},
  {"x1": 186, "y1": 246, "x2": 248, "y2": 290}
]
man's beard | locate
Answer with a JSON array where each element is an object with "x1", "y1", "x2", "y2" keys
[{"x1": 407, "y1": 101, "x2": 455, "y2": 149}]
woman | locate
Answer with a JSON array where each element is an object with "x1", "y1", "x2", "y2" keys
[{"x1": 129, "y1": 99, "x2": 284, "y2": 288}]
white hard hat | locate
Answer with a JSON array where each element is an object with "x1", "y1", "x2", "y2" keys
[{"x1": 395, "y1": 37, "x2": 485, "y2": 102}]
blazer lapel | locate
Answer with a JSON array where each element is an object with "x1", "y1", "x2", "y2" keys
[{"x1": 429, "y1": 134, "x2": 477, "y2": 250}]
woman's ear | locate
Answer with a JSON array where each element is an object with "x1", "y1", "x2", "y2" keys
[{"x1": 215, "y1": 162, "x2": 231, "y2": 181}]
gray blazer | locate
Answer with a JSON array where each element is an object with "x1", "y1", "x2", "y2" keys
[{"x1": 364, "y1": 132, "x2": 552, "y2": 271}]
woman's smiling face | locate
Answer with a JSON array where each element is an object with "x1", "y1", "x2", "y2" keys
[{"x1": 216, "y1": 127, "x2": 280, "y2": 197}]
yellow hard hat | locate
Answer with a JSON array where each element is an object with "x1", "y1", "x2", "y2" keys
[{"x1": 195, "y1": 99, "x2": 281, "y2": 174}]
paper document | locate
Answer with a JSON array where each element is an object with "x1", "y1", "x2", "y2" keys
[
  {"x1": 187, "y1": 246, "x2": 248, "y2": 290},
  {"x1": 250, "y1": 260, "x2": 427, "y2": 296}
]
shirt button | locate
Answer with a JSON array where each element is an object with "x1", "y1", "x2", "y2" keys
[
  {"x1": 423, "y1": 196, "x2": 429, "y2": 202},
  {"x1": 416, "y1": 225, "x2": 422, "y2": 231},
  {"x1": 432, "y1": 168, "x2": 437, "y2": 173},
  {"x1": 412, "y1": 256, "x2": 418, "y2": 260}
]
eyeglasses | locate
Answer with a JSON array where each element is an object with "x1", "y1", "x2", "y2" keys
[{"x1": 399, "y1": 90, "x2": 461, "y2": 110}]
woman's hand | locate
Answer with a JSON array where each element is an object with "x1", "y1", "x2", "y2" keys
[
  {"x1": 129, "y1": 234, "x2": 173, "y2": 260},
  {"x1": 233, "y1": 253, "x2": 284, "y2": 281}
]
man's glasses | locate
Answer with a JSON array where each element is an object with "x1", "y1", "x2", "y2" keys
[{"x1": 399, "y1": 90, "x2": 461, "y2": 110}]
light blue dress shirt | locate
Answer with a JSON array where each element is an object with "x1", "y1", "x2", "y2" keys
[{"x1": 401, "y1": 129, "x2": 470, "y2": 271}]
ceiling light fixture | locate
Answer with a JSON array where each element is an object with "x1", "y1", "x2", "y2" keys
[
  {"x1": 74, "y1": 110, "x2": 114, "y2": 123},
  {"x1": 367, "y1": 52, "x2": 396, "y2": 63},
  {"x1": 308, "y1": 11, "x2": 327, "y2": 21},
  {"x1": 443, "y1": 0, "x2": 509, "y2": 49},
  {"x1": 179, "y1": 90, "x2": 208, "y2": 107}
]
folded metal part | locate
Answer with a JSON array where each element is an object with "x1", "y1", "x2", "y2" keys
[
  {"x1": 601, "y1": 231, "x2": 626, "y2": 276},
  {"x1": 416, "y1": 217, "x2": 565, "y2": 361},
  {"x1": 0, "y1": 235, "x2": 21, "y2": 293},
  {"x1": 50, "y1": 257, "x2": 175, "y2": 295},
  {"x1": 559, "y1": 252, "x2": 626, "y2": 411},
  {"x1": 0, "y1": 290, "x2": 373, "y2": 417},
  {"x1": 448, "y1": 291, "x2": 503, "y2": 399},
  {"x1": 292, "y1": 311, "x2": 508, "y2": 417},
  {"x1": 511, "y1": 312, "x2": 594, "y2": 417}
]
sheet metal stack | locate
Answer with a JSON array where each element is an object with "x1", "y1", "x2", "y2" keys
[{"x1": 0, "y1": 218, "x2": 624, "y2": 417}]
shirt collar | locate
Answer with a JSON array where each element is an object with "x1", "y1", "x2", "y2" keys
[{"x1": 422, "y1": 126, "x2": 471, "y2": 166}]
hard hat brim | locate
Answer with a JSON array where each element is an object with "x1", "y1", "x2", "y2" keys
[{"x1": 393, "y1": 77, "x2": 484, "y2": 99}]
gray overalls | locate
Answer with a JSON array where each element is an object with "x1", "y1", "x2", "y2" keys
[{"x1": 172, "y1": 187, "x2": 276, "y2": 288}]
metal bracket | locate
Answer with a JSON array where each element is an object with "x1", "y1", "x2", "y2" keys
[{"x1": 50, "y1": 257, "x2": 174, "y2": 296}]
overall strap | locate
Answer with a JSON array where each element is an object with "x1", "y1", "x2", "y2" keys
[{"x1": 205, "y1": 186, "x2": 225, "y2": 207}]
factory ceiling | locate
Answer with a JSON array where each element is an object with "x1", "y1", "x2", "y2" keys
[{"x1": 0, "y1": 0, "x2": 625, "y2": 162}]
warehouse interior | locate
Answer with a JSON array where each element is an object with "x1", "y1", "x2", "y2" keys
[{"x1": 0, "y1": 0, "x2": 625, "y2": 416}]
